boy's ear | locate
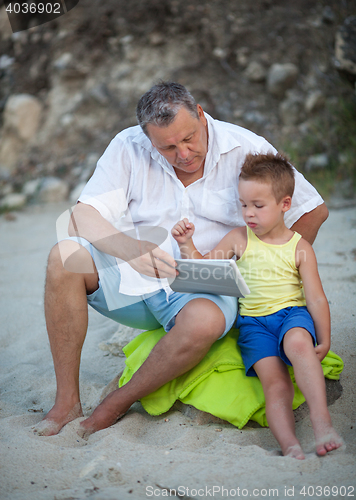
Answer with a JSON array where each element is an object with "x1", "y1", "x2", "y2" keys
[{"x1": 281, "y1": 196, "x2": 292, "y2": 212}]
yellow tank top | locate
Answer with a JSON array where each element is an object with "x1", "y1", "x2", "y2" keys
[{"x1": 238, "y1": 227, "x2": 306, "y2": 316}]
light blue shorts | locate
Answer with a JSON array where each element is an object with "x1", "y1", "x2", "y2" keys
[
  {"x1": 65, "y1": 237, "x2": 237, "y2": 336},
  {"x1": 236, "y1": 306, "x2": 316, "y2": 377}
]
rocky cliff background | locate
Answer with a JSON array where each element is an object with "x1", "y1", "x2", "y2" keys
[{"x1": 0, "y1": 0, "x2": 355, "y2": 211}]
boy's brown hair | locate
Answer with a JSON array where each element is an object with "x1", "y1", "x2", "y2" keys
[{"x1": 239, "y1": 152, "x2": 295, "y2": 202}]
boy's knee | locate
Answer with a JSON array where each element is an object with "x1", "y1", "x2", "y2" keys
[{"x1": 284, "y1": 328, "x2": 313, "y2": 358}]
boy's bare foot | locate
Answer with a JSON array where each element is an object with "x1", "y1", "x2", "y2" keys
[
  {"x1": 284, "y1": 443, "x2": 305, "y2": 460},
  {"x1": 311, "y1": 415, "x2": 343, "y2": 456},
  {"x1": 315, "y1": 427, "x2": 344, "y2": 456},
  {"x1": 32, "y1": 402, "x2": 83, "y2": 436},
  {"x1": 78, "y1": 389, "x2": 128, "y2": 440}
]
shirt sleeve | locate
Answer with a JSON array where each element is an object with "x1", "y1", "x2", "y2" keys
[
  {"x1": 248, "y1": 136, "x2": 325, "y2": 228},
  {"x1": 284, "y1": 169, "x2": 324, "y2": 228},
  {"x1": 78, "y1": 135, "x2": 133, "y2": 226}
]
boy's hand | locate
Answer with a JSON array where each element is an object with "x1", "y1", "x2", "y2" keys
[
  {"x1": 314, "y1": 343, "x2": 329, "y2": 362},
  {"x1": 171, "y1": 218, "x2": 195, "y2": 245}
]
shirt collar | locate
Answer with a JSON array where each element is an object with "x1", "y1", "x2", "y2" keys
[
  {"x1": 132, "y1": 128, "x2": 176, "y2": 174},
  {"x1": 201, "y1": 113, "x2": 241, "y2": 177}
]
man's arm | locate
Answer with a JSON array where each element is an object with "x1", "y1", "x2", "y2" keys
[
  {"x1": 290, "y1": 203, "x2": 329, "y2": 244},
  {"x1": 68, "y1": 202, "x2": 177, "y2": 278}
]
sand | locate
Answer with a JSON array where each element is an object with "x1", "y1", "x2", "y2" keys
[{"x1": 0, "y1": 202, "x2": 355, "y2": 500}]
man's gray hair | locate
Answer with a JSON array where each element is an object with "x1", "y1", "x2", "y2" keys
[{"x1": 136, "y1": 81, "x2": 199, "y2": 136}]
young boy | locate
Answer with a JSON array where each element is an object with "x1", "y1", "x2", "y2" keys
[{"x1": 171, "y1": 152, "x2": 343, "y2": 459}]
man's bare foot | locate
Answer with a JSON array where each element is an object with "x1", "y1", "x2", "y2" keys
[
  {"x1": 32, "y1": 402, "x2": 83, "y2": 436},
  {"x1": 284, "y1": 443, "x2": 305, "y2": 460},
  {"x1": 78, "y1": 389, "x2": 129, "y2": 440}
]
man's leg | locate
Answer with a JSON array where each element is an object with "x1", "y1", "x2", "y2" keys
[
  {"x1": 253, "y1": 357, "x2": 305, "y2": 459},
  {"x1": 283, "y1": 328, "x2": 343, "y2": 456},
  {"x1": 33, "y1": 240, "x2": 99, "y2": 436},
  {"x1": 78, "y1": 298, "x2": 226, "y2": 438}
]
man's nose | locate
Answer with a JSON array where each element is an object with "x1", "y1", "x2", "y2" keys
[{"x1": 176, "y1": 144, "x2": 189, "y2": 160}]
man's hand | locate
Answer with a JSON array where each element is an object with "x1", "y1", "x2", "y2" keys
[
  {"x1": 128, "y1": 240, "x2": 177, "y2": 279},
  {"x1": 171, "y1": 218, "x2": 195, "y2": 245}
]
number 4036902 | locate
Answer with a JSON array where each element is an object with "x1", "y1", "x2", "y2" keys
[{"x1": 6, "y1": 2, "x2": 62, "y2": 14}]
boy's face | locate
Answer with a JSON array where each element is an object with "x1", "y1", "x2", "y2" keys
[{"x1": 238, "y1": 179, "x2": 291, "y2": 236}]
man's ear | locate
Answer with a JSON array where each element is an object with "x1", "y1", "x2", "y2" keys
[
  {"x1": 281, "y1": 196, "x2": 292, "y2": 212},
  {"x1": 197, "y1": 104, "x2": 207, "y2": 125}
]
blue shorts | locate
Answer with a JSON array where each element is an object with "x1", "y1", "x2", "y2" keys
[
  {"x1": 65, "y1": 237, "x2": 237, "y2": 336},
  {"x1": 236, "y1": 306, "x2": 316, "y2": 377}
]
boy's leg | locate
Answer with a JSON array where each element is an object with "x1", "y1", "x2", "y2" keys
[
  {"x1": 283, "y1": 327, "x2": 343, "y2": 456},
  {"x1": 253, "y1": 356, "x2": 305, "y2": 459}
]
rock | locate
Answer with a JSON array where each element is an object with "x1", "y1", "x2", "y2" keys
[
  {"x1": 267, "y1": 63, "x2": 299, "y2": 97},
  {"x1": 244, "y1": 61, "x2": 267, "y2": 82},
  {"x1": 213, "y1": 47, "x2": 228, "y2": 60},
  {"x1": 0, "y1": 6, "x2": 13, "y2": 41},
  {"x1": 53, "y1": 52, "x2": 73, "y2": 72},
  {"x1": 53, "y1": 52, "x2": 89, "y2": 79},
  {"x1": 0, "y1": 134, "x2": 24, "y2": 175},
  {"x1": 0, "y1": 54, "x2": 14, "y2": 70},
  {"x1": 38, "y1": 177, "x2": 69, "y2": 203},
  {"x1": 334, "y1": 16, "x2": 356, "y2": 81},
  {"x1": 235, "y1": 47, "x2": 249, "y2": 67},
  {"x1": 243, "y1": 110, "x2": 267, "y2": 126},
  {"x1": 305, "y1": 90, "x2": 325, "y2": 114},
  {"x1": 305, "y1": 154, "x2": 329, "y2": 172},
  {"x1": 22, "y1": 178, "x2": 42, "y2": 198},
  {"x1": 0, "y1": 183, "x2": 13, "y2": 197},
  {"x1": 148, "y1": 32, "x2": 165, "y2": 46},
  {"x1": 322, "y1": 6, "x2": 336, "y2": 24},
  {"x1": 89, "y1": 84, "x2": 111, "y2": 106},
  {"x1": 0, "y1": 193, "x2": 27, "y2": 210},
  {"x1": 3, "y1": 94, "x2": 43, "y2": 142},
  {"x1": 279, "y1": 91, "x2": 304, "y2": 125}
]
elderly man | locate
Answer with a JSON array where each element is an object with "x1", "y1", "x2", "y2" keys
[{"x1": 36, "y1": 82, "x2": 328, "y2": 437}]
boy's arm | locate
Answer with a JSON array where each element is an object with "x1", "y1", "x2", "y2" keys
[
  {"x1": 171, "y1": 219, "x2": 247, "y2": 260},
  {"x1": 296, "y1": 238, "x2": 330, "y2": 361},
  {"x1": 171, "y1": 219, "x2": 203, "y2": 259}
]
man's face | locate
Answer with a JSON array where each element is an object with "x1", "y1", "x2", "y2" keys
[{"x1": 146, "y1": 104, "x2": 208, "y2": 180}]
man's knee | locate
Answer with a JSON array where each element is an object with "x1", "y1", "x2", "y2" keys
[
  {"x1": 47, "y1": 241, "x2": 98, "y2": 292},
  {"x1": 176, "y1": 299, "x2": 226, "y2": 343}
]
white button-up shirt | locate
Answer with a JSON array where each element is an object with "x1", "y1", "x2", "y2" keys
[{"x1": 79, "y1": 113, "x2": 324, "y2": 296}]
